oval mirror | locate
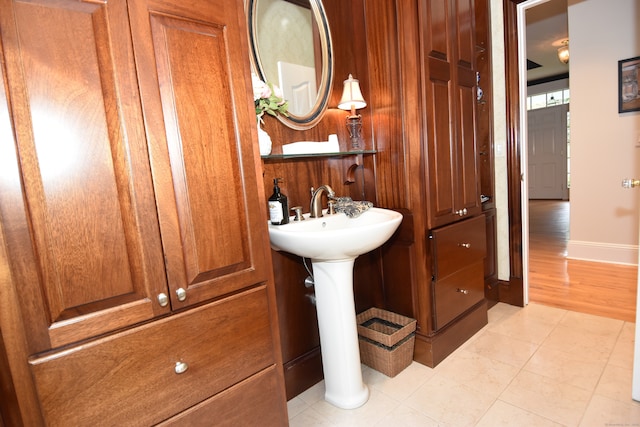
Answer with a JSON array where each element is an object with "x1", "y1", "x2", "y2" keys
[{"x1": 248, "y1": 0, "x2": 334, "y2": 130}]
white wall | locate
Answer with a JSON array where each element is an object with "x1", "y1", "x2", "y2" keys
[
  {"x1": 567, "y1": 0, "x2": 640, "y2": 264},
  {"x1": 490, "y1": 0, "x2": 511, "y2": 280}
]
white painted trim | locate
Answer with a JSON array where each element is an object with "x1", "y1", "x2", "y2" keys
[
  {"x1": 566, "y1": 240, "x2": 638, "y2": 266},
  {"x1": 517, "y1": 0, "x2": 553, "y2": 305}
]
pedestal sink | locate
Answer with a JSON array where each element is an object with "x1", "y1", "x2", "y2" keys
[{"x1": 268, "y1": 207, "x2": 402, "y2": 409}]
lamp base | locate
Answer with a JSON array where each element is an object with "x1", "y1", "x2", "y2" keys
[{"x1": 345, "y1": 114, "x2": 363, "y2": 149}]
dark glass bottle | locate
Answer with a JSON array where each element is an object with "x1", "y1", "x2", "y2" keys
[{"x1": 268, "y1": 178, "x2": 289, "y2": 225}]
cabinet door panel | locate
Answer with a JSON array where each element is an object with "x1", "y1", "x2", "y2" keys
[
  {"x1": 458, "y1": 68, "x2": 481, "y2": 215},
  {"x1": 159, "y1": 366, "x2": 287, "y2": 427},
  {"x1": 0, "y1": 0, "x2": 169, "y2": 351},
  {"x1": 433, "y1": 261, "x2": 484, "y2": 330},
  {"x1": 454, "y1": 0, "x2": 475, "y2": 67},
  {"x1": 432, "y1": 215, "x2": 486, "y2": 280},
  {"x1": 427, "y1": 57, "x2": 455, "y2": 222},
  {"x1": 129, "y1": 0, "x2": 271, "y2": 307},
  {"x1": 421, "y1": 0, "x2": 480, "y2": 229}
]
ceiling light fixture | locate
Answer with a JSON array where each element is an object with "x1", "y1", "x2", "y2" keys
[{"x1": 557, "y1": 39, "x2": 569, "y2": 64}]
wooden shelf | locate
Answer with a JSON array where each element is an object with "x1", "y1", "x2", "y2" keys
[{"x1": 261, "y1": 150, "x2": 376, "y2": 161}]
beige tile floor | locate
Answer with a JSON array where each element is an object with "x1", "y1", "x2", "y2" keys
[{"x1": 287, "y1": 302, "x2": 640, "y2": 426}]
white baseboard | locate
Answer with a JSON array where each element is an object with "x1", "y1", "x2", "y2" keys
[{"x1": 567, "y1": 240, "x2": 638, "y2": 265}]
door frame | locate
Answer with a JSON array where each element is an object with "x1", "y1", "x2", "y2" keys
[{"x1": 500, "y1": 0, "x2": 527, "y2": 306}]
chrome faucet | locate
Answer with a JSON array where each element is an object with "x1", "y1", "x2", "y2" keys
[{"x1": 309, "y1": 185, "x2": 335, "y2": 218}]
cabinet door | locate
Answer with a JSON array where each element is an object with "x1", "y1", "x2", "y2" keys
[
  {"x1": 128, "y1": 0, "x2": 272, "y2": 308},
  {"x1": 421, "y1": 0, "x2": 480, "y2": 229},
  {"x1": 0, "y1": 0, "x2": 169, "y2": 352}
]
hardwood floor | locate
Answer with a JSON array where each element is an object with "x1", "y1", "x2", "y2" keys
[{"x1": 528, "y1": 199, "x2": 637, "y2": 322}]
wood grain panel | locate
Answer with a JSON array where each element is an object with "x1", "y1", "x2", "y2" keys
[
  {"x1": 458, "y1": 79, "x2": 481, "y2": 213},
  {"x1": 425, "y1": 0, "x2": 449, "y2": 58},
  {"x1": 1, "y1": 0, "x2": 169, "y2": 350},
  {"x1": 30, "y1": 287, "x2": 275, "y2": 427},
  {"x1": 149, "y1": 15, "x2": 249, "y2": 281},
  {"x1": 503, "y1": 0, "x2": 525, "y2": 305},
  {"x1": 158, "y1": 366, "x2": 288, "y2": 426},
  {"x1": 363, "y1": 0, "x2": 406, "y2": 209},
  {"x1": 454, "y1": 0, "x2": 474, "y2": 66},
  {"x1": 433, "y1": 261, "x2": 484, "y2": 329},
  {"x1": 129, "y1": 0, "x2": 272, "y2": 308},
  {"x1": 432, "y1": 215, "x2": 486, "y2": 280}
]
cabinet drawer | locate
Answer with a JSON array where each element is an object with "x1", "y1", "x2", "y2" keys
[
  {"x1": 433, "y1": 261, "x2": 484, "y2": 330},
  {"x1": 432, "y1": 215, "x2": 486, "y2": 280},
  {"x1": 159, "y1": 366, "x2": 287, "y2": 426},
  {"x1": 29, "y1": 286, "x2": 276, "y2": 427}
]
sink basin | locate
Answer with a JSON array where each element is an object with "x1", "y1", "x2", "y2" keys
[
  {"x1": 268, "y1": 207, "x2": 402, "y2": 409},
  {"x1": 268, "y1": 207, "x2": 402, "y2": 261}
]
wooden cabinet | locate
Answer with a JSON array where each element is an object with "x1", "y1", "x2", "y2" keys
[
  {"x1": 422, "y1": 0, "x2": 482, "y2": 230},
  {"x1": 431, "y1": 216, "x2": 486, "y2": 329},
  {"x1": 29, "y1": 288, "x2": 276, "y2": 426},
  {"x1": 367, "y1": 0, "x2": 490, "y2": 368},
  {"x1": 0, "y1": 0, "x2": 287, "y2": 425}
]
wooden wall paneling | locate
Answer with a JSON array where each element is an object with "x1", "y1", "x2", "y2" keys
[
  {"x1": 501, "y1": 0, "x2": 524, "y2": 306},
  {"x1": 363, "y1": 0, "x2": 407, "y2": 209},
  {"x1": 484, "y1": 208, "x2": 499, "y2": 302},
  {"x1": 475, "y1": 0, "x2": 498, "y2": 301},
  {"x1": 364, "y1": 0, "x2": 432, "y2": 330},
  {"x1": 260, "y1": 0, "x2": 370, "y2": 155},
  {"x1": 475, "y1": 0, "x2": 494, "y2": 199}
]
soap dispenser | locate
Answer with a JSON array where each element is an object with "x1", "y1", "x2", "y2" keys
[{"x1": 268, "y1": 178, "x2": 289, "y2": 225}]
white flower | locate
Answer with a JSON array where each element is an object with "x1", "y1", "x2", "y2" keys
[{"x1": 251, "y1": 73, "x2": 288, "y2": 123}]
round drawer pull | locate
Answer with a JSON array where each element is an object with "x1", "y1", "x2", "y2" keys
[
  {"x1": 459, "y1": 243, "x2": 471, "y2": 249},
  {"x1": 157, "y1": 293, "x2": 169, "y2": 307},
  {"x1": 457, "y1": 288, "x2": 470, "y2": 295},
  {"x1": 455, "y1": 208, "x2": 468, "y2": 216},
  {"x1": 174, "y1": 361, "x2": 189, "y2": 374},
  {"x1": 176, "y1": 288, "x2": 187, "y2": 302}
]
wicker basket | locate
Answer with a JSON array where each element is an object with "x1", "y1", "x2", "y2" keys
[{"x1": 356, "y1": 308, "x2": 416, "y2": 377}]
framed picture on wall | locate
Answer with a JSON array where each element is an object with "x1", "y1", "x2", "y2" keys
[{"x1": 619, "y1": 56, "x2": 640, "y2": 113}]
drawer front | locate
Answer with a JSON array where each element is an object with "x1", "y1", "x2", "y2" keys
[
  {"x1": 434, "y1": 261, "x2": 484, "y2": 330},
  {"x1": 29, "y1": 286, "x2": 276, "y2": 427},
  {"x1": 432, "y1": 215, "x2": 486, "y2": 280},
  {"x1": 159, "y1": 366, "x2": 287, "y2": 426}
]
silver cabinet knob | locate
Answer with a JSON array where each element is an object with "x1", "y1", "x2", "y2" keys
[
  {"x1": 459, "y1": 243, "x2": 471, "y2": 249},
  {"x1": 157, "y1": 293, "x2": 169, "y2": 307},
  {"x1": 455, "y1": 208, "x2": 468, "y2": 216},
  {"x1": 457, "y1": 288, "x2": 470, "y2": 295},
  {"x1": 174, "y1": 361, "x2": 189, "y2": 374},
  {"x1": 176, "y1": 288, "x2": 187, "y2": 301}
]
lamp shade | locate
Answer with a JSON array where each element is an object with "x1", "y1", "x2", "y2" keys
[{"x1": 338, "y1": 74, "x2": 367, "y2": 111}]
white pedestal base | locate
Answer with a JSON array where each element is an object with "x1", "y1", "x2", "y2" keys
[{"x1": 312, "y1": 259, "x2": 369, "y2": 409}]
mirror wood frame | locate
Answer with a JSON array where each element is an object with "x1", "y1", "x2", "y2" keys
[{"x1": 247, "y1": 0, "x2": 334, "y2": 130}]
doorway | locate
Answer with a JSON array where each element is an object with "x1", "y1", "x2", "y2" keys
[{"x1": 514, "y1": 0, "x2": 569, "y2": 304}]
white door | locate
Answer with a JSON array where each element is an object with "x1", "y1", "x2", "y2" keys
[
  {"x1": 527, "y1": 104, "x2": 568, "y2": 199},
  {"x1": 634, "y1": 237, "x2": 640, "y2": 401},
  {"x1": 622, "y1": 178, "x2": 640, "y2": 400},
  {"x1": 277, "y1": 61, "x2": 317, "y2": 116}
]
